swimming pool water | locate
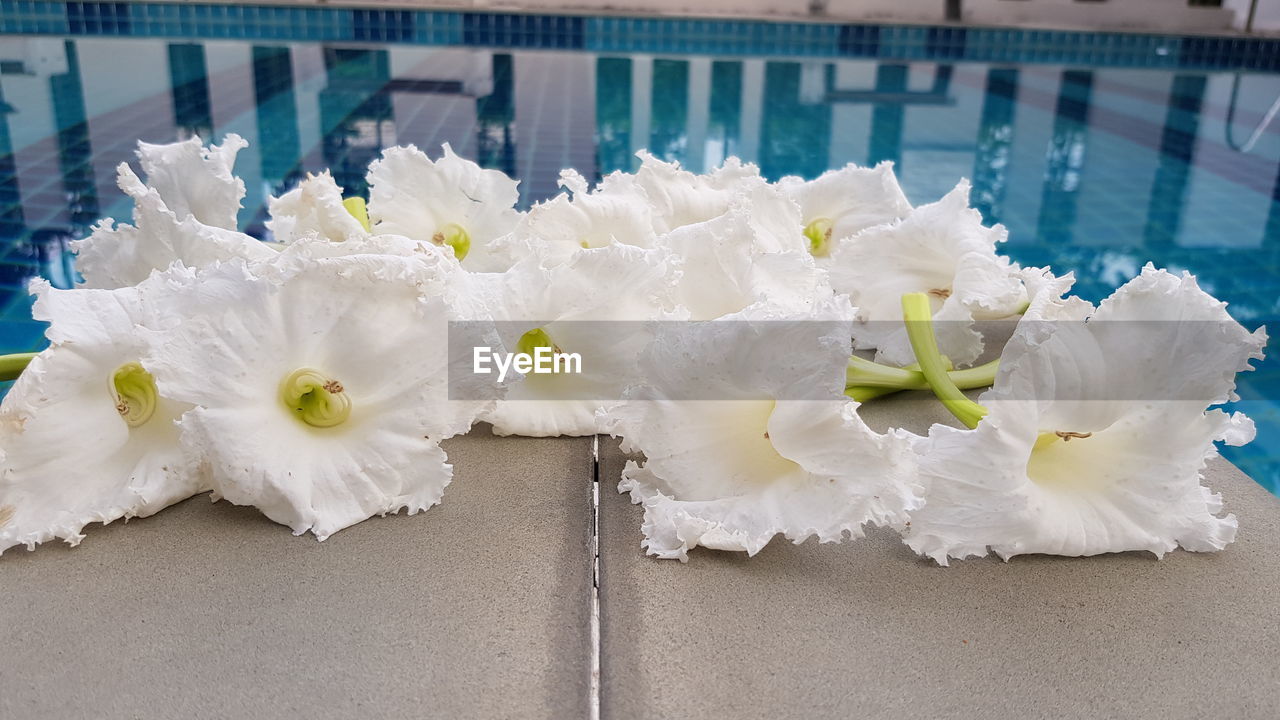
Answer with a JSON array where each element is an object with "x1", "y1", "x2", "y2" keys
[{"x1": 0, "y1": 18, "x2": 1276, "y2": 492}]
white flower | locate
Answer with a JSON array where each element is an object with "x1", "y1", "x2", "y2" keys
[
  {"x1": 719, "y1": 178, "x2": 809, "y2": 255},
  {"x1": 901, "y1": 265, "x2": 1267, "y2": 565},
  {"x1": 143, "y1": 248, "x2": 503, "y2": 540},
  {"x1": 73, "y1": 165, "x2": 275, "y2": 289},
  {"x1": 478, "y1": 244, "x2": 682, "y2": 437},
  {"x1": 133, "y1": 134, "x2": 248, "y2": 230},
  {"x1": 830, "y1": 180, "x2": 1025, "y2": 367},
  {"x1": 0, "y1": 274, "x2": 202, "y2": 554},
  {"x1": 602, "y1": 152, "x2": 766, "y2": 234},
  {"x1": 366, "y1": 144, "x2": 521, "y2": 272},
  {"x1": 502, "y1": 169, "x2": 657, "y2": 266},
  {"x1": 778, "y1": 161, "x2": 912, "y2": 257},
  {"x1": 601, "y1": 304, "x2": 919, "y2": 561},
  {"x1": 660, "y1": 204, "x2": 841, "y2": 321},
  {"x1": 266, "y1": 171, "x2": 369, "y2": 245}
]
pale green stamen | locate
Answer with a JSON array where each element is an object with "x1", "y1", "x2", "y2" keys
[
  {"x1": 432, "y1": 222, "x2": 471, "y2": 261},
  {"x1": 803, "y1": 217, "x2": 835, "y2": 256},
  {"x1": 342, "y1": 197, "x2": 371, "y2": 233},
  {"x1": 281, "y1": 368, "x2": 351, "y2": 428},
  {"x1": 112, "y1": 362, "x2": 159, "y2": 428},
  {"x1": 902, "y1": 293, "x2": 988, "y2": 429},
  {"x1": 1032, "y1": 429, "x2": 1094, "y2": 452},
  {"x1": 517, "y1": 327, "x2": 561, "y2": 356}
]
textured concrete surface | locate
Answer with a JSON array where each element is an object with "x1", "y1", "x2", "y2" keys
[
  {"x1": 0, "y1": 427, "x2": 594, "y2": 720},
  {"x1": 599, "y1": 393, "x2": 1280, "y2": 720},
  {"x1": 4, "y1": 390, "x2": 1278, "y2": 720}
]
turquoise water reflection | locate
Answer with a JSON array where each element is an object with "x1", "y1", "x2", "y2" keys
[{"x1": 0, "y1": 36, "x2": 1275, "y2": 489}]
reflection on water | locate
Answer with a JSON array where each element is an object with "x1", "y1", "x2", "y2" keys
[
  {"x1": 1037, "y1": 70, "x2": 1090, "y2": 245},
  {"x1": 253, "y1": 45, "x2": 302, "y2": 190},
  {"x1": 0, "y1": 38, "x2": 1274, "y2": 311},
  {"x1": 972, "y1": 67, "x2": 1015, "y2": 223},
  {"x1": 0, "y1": 35, "x2": 1277, "y2": 486}
]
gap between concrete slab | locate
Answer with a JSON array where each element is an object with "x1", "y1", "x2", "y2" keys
[{"x1": 590, "y1": 434, "x2": 602, "y2": 720}]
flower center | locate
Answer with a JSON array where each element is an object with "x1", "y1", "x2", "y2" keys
[
  {"x1": 671, "y1": 399, "x2": 800, "y2": 502},
  {"x1": 745, "y1": 399, "x2": 800, "y2": 482},
  {"x1": 342, "y1": 196, "x2": 370, "y2": 233},
  {"x1": 1032, "y1": 430, "x2": 1094, "y2": 452},
  {"x1": 517, "y1": 327, "x2": 563, "y2": 356},
  {"x1": 431, "y1": 222, "x2": 471, "y2": 261},
  {"x1": 111, "y1": 362, "x2": 158, "y2": 428},
  {"x1": 281, "y1": 368, "x2": 352, "y2": 428},
  {"x1": 1027, "y1": 430, "x2": 1102, "y2": 489},
  {"x1": 802, "y1": 217, "x2": 835, "y2": 256}
]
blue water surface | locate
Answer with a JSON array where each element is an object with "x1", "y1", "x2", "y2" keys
[{"x1": 0, "y1": 11, "x2": 1276, "y2": 491}]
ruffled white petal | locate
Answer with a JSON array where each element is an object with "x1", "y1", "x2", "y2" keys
[
  {"x1": 1085, "y1": 264, "x2": 1266, "y2": 405},
  {"x1": 144, "y1": 249, "x2": 503, "y2": 540},
  {"x1": 134, "y1": 134, "x2": 248, "y2": 230},
  {"x1": 725, "y1": 180, "x2": 808, "y2": 255},
  {"x1": 266, "y1": 171, "x2": 369, "y2": 244},
  {"x1": 72, "y1": 165, "x2": 274, "y2": 289},
  {"x1": 367, "y1": 143, "x2": 521, "y2": 272},
  {"x1": 0, "y1": 276, "x2": 202, "y2": 555},
  {"x1": 502, "y1": 169, "x2": 657, "y2": 265},
  {"x1": 602, "y1": 308, "x2": 919, "y2": 561},
  {"x1": 779, "y1": 161, "x2": 912, "y2": 248},
  {"x1": 904, "y1": 266, "x2": 1265, "y2": 564},
  {"x1": 906, "y1": 402, "x2": 1244, "y2": 565},
  {"x1": 177, "y1": 402, "x2": 455, "y2": 541},
  {"x1": 831, "y1": 180, "x2": 1025, "y2": 366},
  {"x1": 985, "y1": 264, "x2": 1266, "y2": 431},
  {"x1": 660, "y1": 204, "x2": 843, "y2": 321},
  {"x1": 603, "y1": 152, "x2": 767, "y2": 234}
]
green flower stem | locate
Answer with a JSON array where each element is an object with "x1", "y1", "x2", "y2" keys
[
  {"x1": 902, "y1": 293, "x2": 989, "y2": 429},
  {"x1": 845, "y1": 356, "x2": 1000, "y2": 403},
  {"x1": 844, "y1": 385, "x2": 900, "y2": 403},
  {"x1": 0, "y1": 352, "x2": 35, "y2": 382},
  {"x1": 845, "y1": 355, "x2": 926, "y2": 389},
  {"x1": 948, "y1": 359, "x2": 1001, "y2": 389},
  {"x1": 846, "y1": 355, "x2": 978, "y2": 389}
]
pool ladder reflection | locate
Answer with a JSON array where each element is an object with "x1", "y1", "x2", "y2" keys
[{"x1": 1226, "y1": 74, "x2": 1280, "y2": 154}]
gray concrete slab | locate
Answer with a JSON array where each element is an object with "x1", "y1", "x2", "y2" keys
[
  {"x1": 599, "y1": 393, "x2": 1280, "y2": 720},
  {"x1": 0, "y1": 427, "x2": 595, "y2": 720}
]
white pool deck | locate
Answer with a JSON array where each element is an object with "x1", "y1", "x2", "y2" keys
[{"x1": 1, "y1": 400, "x2": 1277, "y2": 719}]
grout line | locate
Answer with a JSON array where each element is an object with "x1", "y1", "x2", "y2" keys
[{"x1": 590, "y1": 433, "x2": 601, "y2": 720}]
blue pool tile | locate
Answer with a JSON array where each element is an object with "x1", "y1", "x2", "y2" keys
[
  {"x1": 66, "y1": 1, "x2": 131, "y2": 35},
  {"x1": 461, "y1": 12, "x2": 585, "y2": 49}
]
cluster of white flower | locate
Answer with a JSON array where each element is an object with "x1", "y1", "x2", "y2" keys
[{"x1": 0, "y1": 135, "x2": 1265, "y2": 566}]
